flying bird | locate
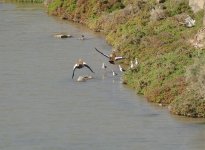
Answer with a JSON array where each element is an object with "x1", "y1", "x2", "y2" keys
[
  {"x1": 95, "y1": 48, "x2": 125, "y2": 64},
  {"x1": 72, "y1": 59, "x2": 94, "y2": 79}
]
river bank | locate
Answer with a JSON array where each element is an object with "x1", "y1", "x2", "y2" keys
[
  {"x1": 1, "y1": 2, "x2": 205, "y2": 150},
  {"x1": 45, "y1": 0, "x2": 205, "y2": 118}
]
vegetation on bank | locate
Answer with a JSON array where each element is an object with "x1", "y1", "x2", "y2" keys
[{"x1": 47, "y1": 0, "x2": 205, "y2": 117}]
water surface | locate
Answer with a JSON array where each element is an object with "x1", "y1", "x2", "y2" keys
[{"x1": 0, "y1": 1, "x2": 205, "y2": 150}]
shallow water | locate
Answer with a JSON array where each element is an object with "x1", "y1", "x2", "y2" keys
[{"x1": 0, "y1": 1, "x2": 205, "y2": 150}]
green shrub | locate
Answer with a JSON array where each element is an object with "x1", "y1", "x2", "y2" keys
[
  {"x1": 107, "y1": 2, "x2": 125, "y2": 13},
  {"x1": 48, "y1": 0, "x2": 63, "y2": 13},
  {"x1": 64, "y1": 0, "x2": 77, "y2": 12},
  {"x1": 170, "y1": 90, "x2": 205, "y2": 117},
  {"x1": 165, "y1": 0, "x2": 192, "y2": 17}
]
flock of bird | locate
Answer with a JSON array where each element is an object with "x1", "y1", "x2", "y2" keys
[
  {"x1": 53, "y1": 33, "x2": 139, "y2": 81},
  {"x1": 72, "y1": 48, "x2": 139, "y2": 81}
]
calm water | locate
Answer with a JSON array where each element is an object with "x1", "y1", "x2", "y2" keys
[{"x1": 0, "y1": 1, "x2": 205, "y2": 150}]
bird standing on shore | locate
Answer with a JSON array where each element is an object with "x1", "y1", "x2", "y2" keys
[
  {"x1": 112, "y1": 70, "x2": 118, "y2": 76},
  {"x1": 119, "y1": 65, "x2": 125, "y2": 72},
  {"x1": 102, "y1": 62, "x2": 107, "y2": 69},
  {"x1": 130, "y1": 58, "x2": 138, "y2": 69},
  {"x1": 130, "y1": 60, "x2": 134, "y2": 69},
  {"x1": 72, "y1": 58, "x2": 94, "y2": 79},
  {"x1": 95, "y1": 48, "x2": 125, "y2": 64},
  {"x1": 135, "y1": 58, "x2": 138, "y2": 66}
]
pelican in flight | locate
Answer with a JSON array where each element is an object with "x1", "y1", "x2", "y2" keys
[
  {"x1": 72, "y1": 59, "x2": 94, "y2": 79},
  {"x1": 95, "y1": 48, "x2": 125, "y2": 64}
]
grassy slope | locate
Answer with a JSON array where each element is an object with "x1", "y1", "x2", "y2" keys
[{"x1": 48, "y1": 0, "x2": 205, "y2": 117}]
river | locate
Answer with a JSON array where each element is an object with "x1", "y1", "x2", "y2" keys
[{"x1": 0, "y1": 1, "x2": 205, "y2": 150}]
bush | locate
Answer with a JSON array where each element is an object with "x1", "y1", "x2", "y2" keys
[
  {"x1": 48, "y1": 0, "x2": 63, "y2": 13},
  {"x1": 165, "y1": 0, "x2": 192, "y2": 17},
  {"x1": 169, "y1": 53, "x2": 205, "y2": 117},
  {"x1": 186, "y1": 54, "x2": 205, "y2": 98},
  {"x1": 169, "y1": 91, "x2": 205, "y2": 117}
]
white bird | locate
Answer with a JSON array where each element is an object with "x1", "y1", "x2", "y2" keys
[
  {"x1": 119, "y1": 65, "x2": 125, "y2": 72},
  {"x1": 135, "y1": 58, "x2": 138, "y2": 66},
  {"x1": 130, "y1": 58, "x2": 138, "y2": 69},
  {"x1": 72, "y1": 59, "x2": 94, "y2": 79},
  {"x1": 112, "y1": 70, "x2": 118, "y2": 76},
  {"x1": 130, "y1": 60, "x2": 134, "y2": 69},
  {"x1": 102, "y1": 62, "x2": 107, "y2": 69}
]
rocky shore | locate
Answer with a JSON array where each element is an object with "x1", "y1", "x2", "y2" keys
[{"x1": 46, "y1": 0, "x2": 205, "y2": 118}]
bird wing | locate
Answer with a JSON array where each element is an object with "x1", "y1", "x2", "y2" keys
[
  {"x1": 72, "y1": 64, "x2": 78, "y2": 79},
  {"x1": 115, "y1": 56, "x2": 125, "y2": 61},
  {"x1": 84, "y1": 64, "x2": 95, "y2": 73},
  {"x1": 95, "y1": 48, "x2": 109, "y2": 58}
]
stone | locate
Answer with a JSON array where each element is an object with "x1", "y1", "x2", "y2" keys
[
  {"x1": 189, "y1": 0, "x2": 205, "y2": 13},
  {"x1": 184, "y1": 16, "x2": 195, "y2": 28}
]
